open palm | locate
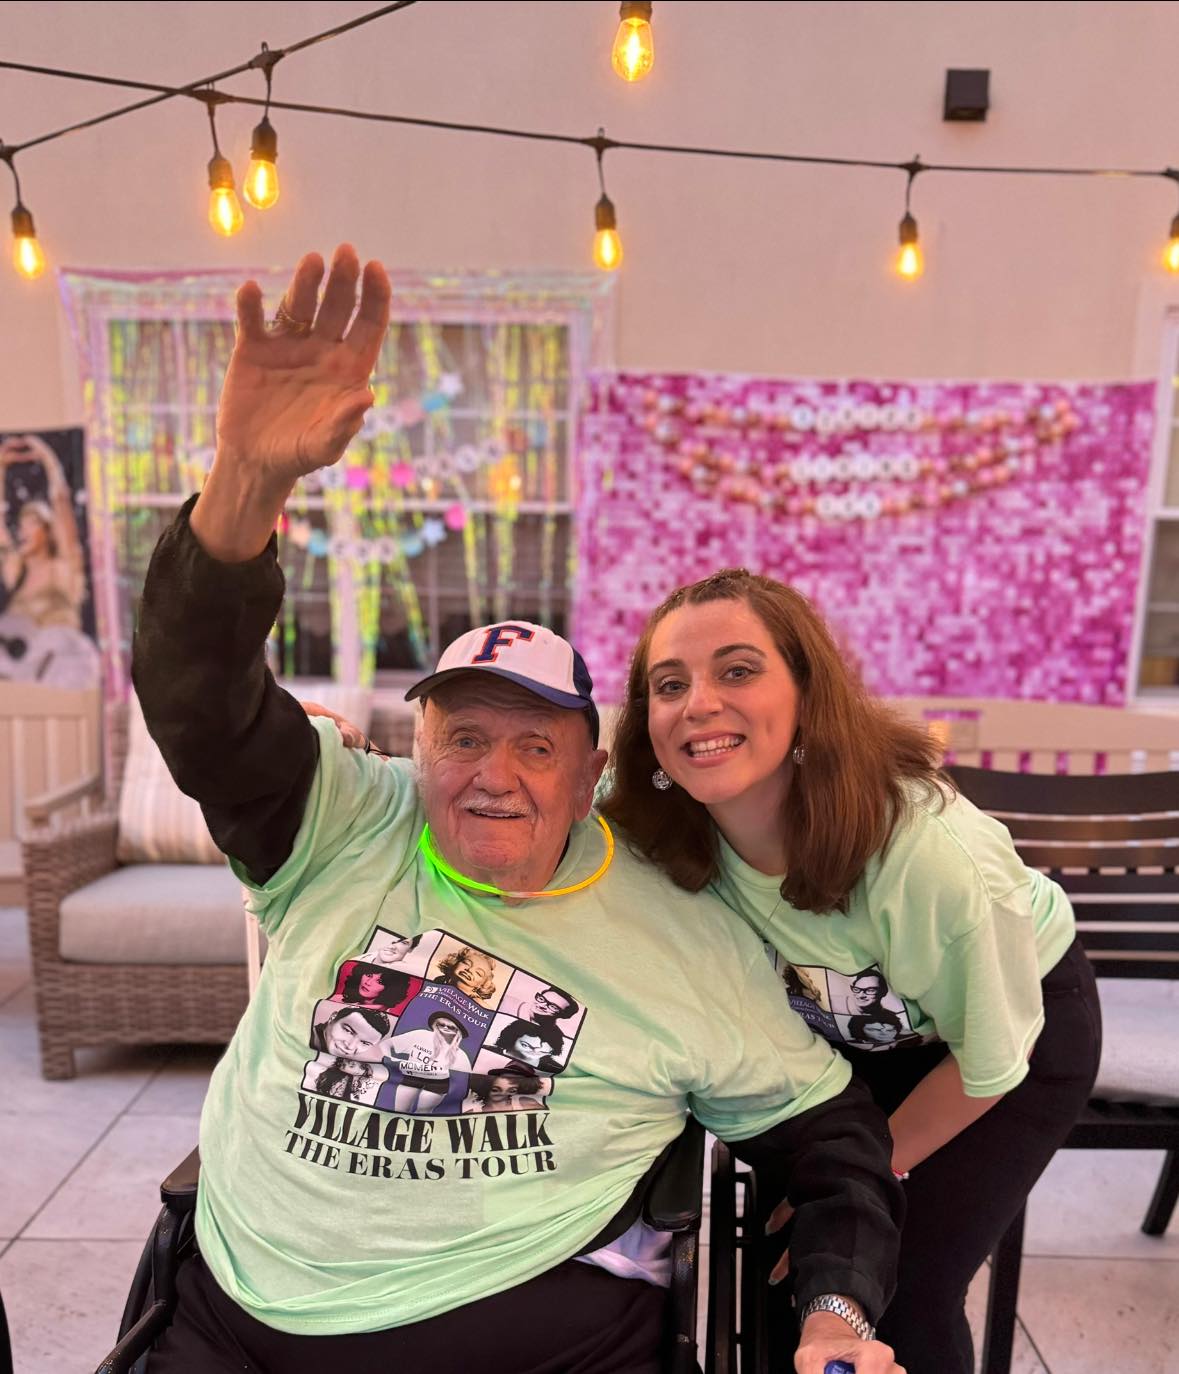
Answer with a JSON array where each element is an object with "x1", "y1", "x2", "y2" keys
[{"x1": 218, "y1": 245, "x2": 392, "y2": 483}]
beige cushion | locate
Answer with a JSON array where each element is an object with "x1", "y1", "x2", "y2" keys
[
  {"x1": 116, "y1": 692, "x2": 223, "y2": 864},
  {"x1": 1092, "y1": 995, "x2": 1179, "y2": 1106},
  {"x1": 116, "y1": 685, "x2": 373, "y2": 864},
  {"x1": 59, "y1": 863, "x2": 248, "y2": 964}
]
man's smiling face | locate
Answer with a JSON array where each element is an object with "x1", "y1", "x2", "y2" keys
[{"x1": 416, "y1": 674, "x2": 605, "y2": 894}]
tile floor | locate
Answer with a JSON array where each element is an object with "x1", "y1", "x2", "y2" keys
[{"x1": 0, "y1": 906, "x2": 1176, "y2": 1374}]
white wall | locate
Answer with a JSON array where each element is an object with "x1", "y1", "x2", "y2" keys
[{"x1": 4, "y1": 0, "x2": 1179, "y2": 428}]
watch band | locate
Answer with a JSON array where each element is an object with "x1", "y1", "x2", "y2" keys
[{"x1": 799, "y1": 1294, "x2": 875, "y2": 1343}]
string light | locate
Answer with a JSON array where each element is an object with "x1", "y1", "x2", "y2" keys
[
  {"x1": 243, "y1": 43, "x2": 280, "y2": 210},
  {"x1": 201, "y1": 92, "x2": 244, "y2": 237},
  {"x1": 1, "y1": 146, "x2": 46, "y2": 279},
  {"x1": 8, "y1": 34, "x2": 1179, "y2": 280},
  {"x1": 896, "y1": 158, "x2": 924, "y2": 280},
  {"x1": 1164, "y1": 170, "x2": 1179, "y2": 274},
  {"x1": 612, "y1": 1, "x2": 654, "y2": 83},
  {"x1": 591, "y1": 131, "x2": 622, "y2": 270}
]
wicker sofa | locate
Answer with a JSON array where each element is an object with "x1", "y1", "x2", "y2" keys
[{"x1": 23, "y1": 703, "x2": 250, "y2": 1080}]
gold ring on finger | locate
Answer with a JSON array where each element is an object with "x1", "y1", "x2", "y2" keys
[{"x1": 269, "y1": 299, "x2": 314, "y2": 336}]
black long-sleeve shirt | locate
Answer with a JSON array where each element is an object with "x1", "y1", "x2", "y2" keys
[{"x1": 132, "y1": 495, "x2": 903, "y2": 1326}]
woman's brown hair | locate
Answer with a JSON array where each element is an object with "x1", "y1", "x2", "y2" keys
[{"x1": 598, "y1": 569, "x2": 947, "y2": 914}]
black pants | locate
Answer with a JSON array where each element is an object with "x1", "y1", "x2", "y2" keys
[
  {"x1": 849, "y1": 937, "x2": 1101, "y2": 1374},
  {"x1": 147, "y1": 1251, "x2": 667, "y2": 1374}
]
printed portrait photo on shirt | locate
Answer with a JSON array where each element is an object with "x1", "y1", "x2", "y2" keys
[
  {"x1": 826, "y1": 965, "x2": 921, "y2": 1050},
  {"x1": 461, "y1": 1069, "x2": 553, "y2": 1114},
  {"x1": 839, "y1": 1008, "x2": 924, "y2": 1052},
  {"x1": 310, "y1": 999, "x2": 397, "y2": 1064},
  {"x1": 484, "y1": 1010, "x2": 578, "y2": 1074},
  {"x1": 362, "y1": 926, "x2": 442, "y2": 978},
  {"x1": 427, "y1": 935, "x2": 505, "y2": 1009},
  {"x1": 302, "y1": 1051, "x2": 389, "y2": 1104},
  {"x1": 329, "y1": 958, "x2": 422, "y2": 1014},
  {"x1": 764, "y1": 948, "x2": 840, "y2": 1039},
  {"x1": 497, "y1": 970, "x2": 586, "y2": 1038},
  {"x1": 373, "y1": 983, "x2": 490, "y2": 1116}
]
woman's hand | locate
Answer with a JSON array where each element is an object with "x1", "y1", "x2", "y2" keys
[
  {"x1": 217, "y1": 245, "x2": 390, "y2": 486},
  {"x1": 301, "y1": 700, "x2": 368, "y2": 750},
  {"x1": 795, "y1": 1312, "x2": 904, "y2": 1374}
]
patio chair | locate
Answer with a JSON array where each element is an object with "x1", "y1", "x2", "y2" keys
[{"x1": 946, "y1": 765, "x2": 1179, "y2": 1374}]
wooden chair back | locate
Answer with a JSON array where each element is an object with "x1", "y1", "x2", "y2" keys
[{"x1": 946, "y1": 766, "x2": 1179, "y2": 980}]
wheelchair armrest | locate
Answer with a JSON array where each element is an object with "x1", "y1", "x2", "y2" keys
[
  {"x1": 643, "y1": 1118, "x2": 706, "y2": 1232},
  {"x1": 161, "y1": 1148, "x2": 200, "y2": 1212}
]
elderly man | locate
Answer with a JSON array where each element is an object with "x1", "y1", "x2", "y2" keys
[{"x1": 132, "y1": 245, "x2": 905, "y2": 1374}]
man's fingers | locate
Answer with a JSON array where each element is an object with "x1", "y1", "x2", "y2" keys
[
  {"x1": 345, "y1": 259, "x2": 392, "y2": 369},
  {"x1": 314, "y1": 243, "x2": 361, "y2": 340},
  {"x1": 286, "y1": 252, "x2": 325, "y2": 324},
  {"x1": 236, "y1": 281, "x2": 267, "y2": 342},
  {"x1": 768, "y1": 1247, "x2": 789, "y2": 1285}
]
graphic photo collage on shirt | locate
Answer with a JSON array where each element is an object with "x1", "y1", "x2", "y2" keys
[
  {"x1": 302, "y1": 926, "x2": 588, "y2": 1116},
  {"x1": 762, "y1": 947, "x2": 923, "y2": 1052}
]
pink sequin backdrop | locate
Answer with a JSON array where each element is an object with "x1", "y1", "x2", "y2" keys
[{"x1": 574, "y1": 375, "x2": 1156, "y2": 705}]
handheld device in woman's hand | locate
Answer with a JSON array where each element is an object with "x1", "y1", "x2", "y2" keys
[{"x1": 824, "y1": 1362, "x2": 855, "y2": 1374}]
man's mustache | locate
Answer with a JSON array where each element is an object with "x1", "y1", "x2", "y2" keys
[{"x1": 460, "y1": 795, "x2": 533, "y2": 819}]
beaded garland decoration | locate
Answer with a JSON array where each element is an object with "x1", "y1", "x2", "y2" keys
[{"x1": 643, "y1": 387, "x2": 1080, "y2": 521}]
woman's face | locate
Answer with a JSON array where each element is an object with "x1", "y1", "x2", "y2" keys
[
  {"x1": 511, "y1": 1034, "x2": 553, "y2": 1066},
  {"x1": 861, "y1": 1020, "x2": 899, "y2": 1045},
  {"x1": 646, "y1": 598, "x2": 800, "y2": 812},
  {"x1": 324, "y1": 1012, "x2": 384, "y2": 1059},
  {"x1": 18, "y1": 509, "x2": 50, "y2": 558},
  {"x1": 452, "y1": 953, "x2": 492, "y2": 994},
  {"x1": 487, "y1": 1076, "x2": 518, "y2": 1105},
  {"x1": 433, "y1": 1016, "x2": 462, "y2": 1044},
  {"x1": 376, "y1": 936, "x2": 414, "y2": 965},
  {"x1": 357, "y1": 971, "x2": 385, "y2": 1000},
  {"x1": 339, "y1": 1060, "x2": 365, "y2": 1076}
]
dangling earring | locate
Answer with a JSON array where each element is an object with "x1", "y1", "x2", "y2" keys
[
  {"x1": 792, "y1": 744, "x2": 806, "y2": 765},
  {"x1": 652, "y1": 768, "x2": 673, "y2": 791}
]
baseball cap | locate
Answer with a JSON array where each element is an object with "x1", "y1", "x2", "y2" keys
[{"x1": 405, "y1": 621, "x2": 600, "y2": 747}]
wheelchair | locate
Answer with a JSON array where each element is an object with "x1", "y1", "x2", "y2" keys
[{"x1": 97, "y1": 1122, "x2": 789, "y2": 1374}]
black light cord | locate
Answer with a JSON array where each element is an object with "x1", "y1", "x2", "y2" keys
[
  {"x1": 1, "y1": 50, "x2": 1177, "y2": 190},
  {"x1": 0, "y1": 1, "x2": 415, "y2": 156}
]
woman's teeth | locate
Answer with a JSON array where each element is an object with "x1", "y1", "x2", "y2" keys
[{"x1": 686, "y1": 736, "x2": 743, "y2": 757}]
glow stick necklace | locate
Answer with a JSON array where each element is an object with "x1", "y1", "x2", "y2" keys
[{"x1": 418, "y1": 815, "x2": 615, "y2": 900}]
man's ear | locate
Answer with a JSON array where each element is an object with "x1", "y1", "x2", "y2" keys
[{"x1": 576, "y1": 748, "x2": 610, "y2": 820}]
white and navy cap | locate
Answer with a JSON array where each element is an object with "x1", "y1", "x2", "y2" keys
[{"x1": 405, "y1": 621, "x2": 600, "y2": 746}]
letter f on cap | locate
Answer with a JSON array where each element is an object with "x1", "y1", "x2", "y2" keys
[{"x1": 471, "y1": 624, "x2": 536, "y2": 664}]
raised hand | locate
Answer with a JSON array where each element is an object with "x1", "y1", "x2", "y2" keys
[
  {"x1": 192, "y1": 244, "x2": 391, "y2": 563},
  {"x1": 218, "y1": 244, "x2": 391, "y2": 484}
]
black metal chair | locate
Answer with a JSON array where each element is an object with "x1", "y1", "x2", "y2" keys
[
  {"x1": 947, "y1": 765, "x2": 1179, "y2": 1374},
  {"x1": 97, "y1": 1119, "x2": 710, "y2": 1374}
]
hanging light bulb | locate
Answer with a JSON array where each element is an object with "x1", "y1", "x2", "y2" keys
[
  {"x1": 208, "y1": 155, "x2": 245, "y2": 237},
  {"x1": 896, "y1": 211, "x2": 923, "y2": 280},
  {"x1": 243, "y1": 115, "x2": 280, "y2": 209},
  {"x1": 10, "y1": 204, "x2": 45, "y2": 280},
  {"x1": 201, "y1": 93, "x2": 244, "y2": 237},
  {"x1": 612, "y1": 1, "x2": 654, "y2": 82},
  {"x1": 1165, "y1": 213, "x2": 1179, "y2": 274},
  {"x1": 593, "y1": 194, "x2": 623, "y2": 270},
  {"x1": 894, "y1": 158, "x2": 925, "y2": 281}
]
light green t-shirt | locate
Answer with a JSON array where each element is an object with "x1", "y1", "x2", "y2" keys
[
  {"x1": 710, "y1": 782, "x2": 1076, "y2": 1099},
  {"x1": 197, "y1": 717, "x2": 850, "y2": 1335}
]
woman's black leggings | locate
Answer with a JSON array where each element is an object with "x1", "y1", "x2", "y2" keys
[{"x1": 849, "y1": 937, "x2": 1101, "y2": 1374}]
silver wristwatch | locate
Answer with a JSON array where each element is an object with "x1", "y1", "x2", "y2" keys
[{"x1": 799, "y1": 1294, "x2": 875, "y2": 1343}]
